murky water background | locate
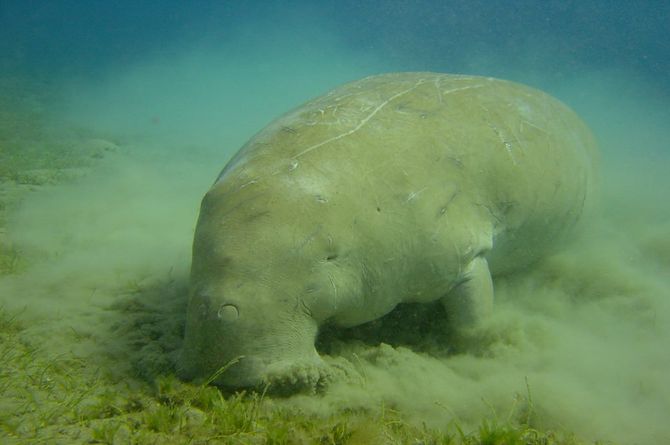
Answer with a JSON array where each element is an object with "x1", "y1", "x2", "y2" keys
[{"x1": 1, "y1": 2, "x2": 668, "y2": 443}]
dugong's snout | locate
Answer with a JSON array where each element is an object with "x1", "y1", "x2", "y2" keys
[
  {"x1": 179, "y1": 289, "x2": 325, "y2": 390},
  {"x1": 177, "y1": 347, "x2": 262, "y2": 388}
]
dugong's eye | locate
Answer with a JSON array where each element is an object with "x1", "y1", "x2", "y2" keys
[{"x1": 217, "y1": 304, "x2": 239, "y2": 322}]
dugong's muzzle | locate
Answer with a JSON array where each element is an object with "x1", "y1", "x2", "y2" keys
[
  {"x1": 179, "y1": 334, "x2": 325, "y2": 390},
  {"x1": 179, "y1": 291, "x2": 324, "y2": 390},
  {"x1": 177, "y1": 348, "x2": 265, "y2": 388}
]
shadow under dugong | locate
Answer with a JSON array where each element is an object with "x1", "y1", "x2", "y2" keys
[{"x1": 178, "y1": 72, "x2": 598, "y2": 392}]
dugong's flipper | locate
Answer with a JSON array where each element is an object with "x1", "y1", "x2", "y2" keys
[{"x1": 442, "y1": 256, "x2": 494, "y2": 328}]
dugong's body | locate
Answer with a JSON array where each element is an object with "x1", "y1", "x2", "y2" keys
[{"x1": 180, "y1": 73, "x2": 598, "y2": 389}]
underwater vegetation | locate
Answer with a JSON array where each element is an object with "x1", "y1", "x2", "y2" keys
[{"x1": 0, "y1": 307, "x2": 591, "y2": 445}]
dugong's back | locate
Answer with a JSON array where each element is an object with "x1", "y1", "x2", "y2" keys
[{"x1": 220, "y1": 73, "x2": 598, "y2": 275}]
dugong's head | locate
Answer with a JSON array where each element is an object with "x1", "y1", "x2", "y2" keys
[{"x1": 179, "y1": 173, "x2": 353, "y2": 390}]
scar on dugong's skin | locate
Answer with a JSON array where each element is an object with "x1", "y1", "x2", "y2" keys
[{"x1": 179, "y1": 72, "x2": 598, "y2": 391}]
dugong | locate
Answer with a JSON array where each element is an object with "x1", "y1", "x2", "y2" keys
[{"x1": 179, "y1": 73, "x2": 598, "y2": 390}]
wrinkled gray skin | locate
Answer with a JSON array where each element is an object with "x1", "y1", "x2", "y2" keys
[{"x1": 179, "y1": 73, "x2": 598, "y2": 390}]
